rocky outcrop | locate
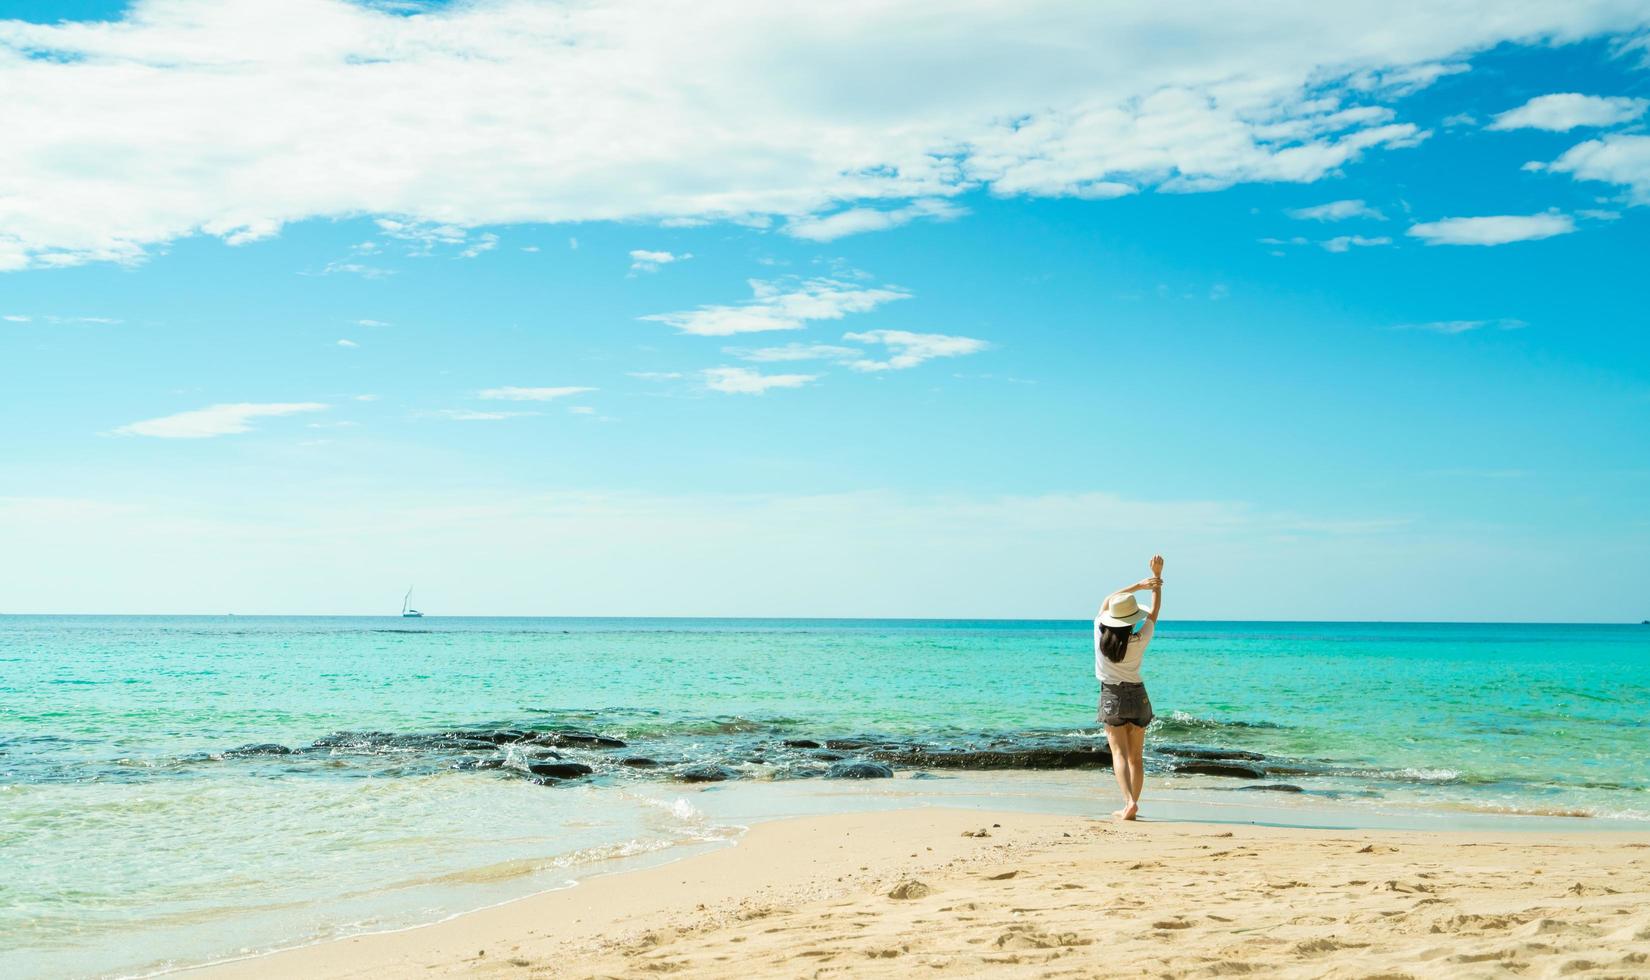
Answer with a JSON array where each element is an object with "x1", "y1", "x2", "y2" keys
[
  {"x1": 826, "y1": 760, "x2": 894, "y2": 779},
  {"x1": 1171, "y1": 760, "x2": 1265, "y2": 779},
  {"x1": 675, "y1": 764, "x2": 738, "y2": 783},
  {"x1": 223, "y1": 743, "x2": 291, "y2": 756},
  {"x1": 871, "y1": 743, "x2": 1112, "y2": 770},
  {"x1": 527, "y1": 761, "x2": 594, "y2": 780}
]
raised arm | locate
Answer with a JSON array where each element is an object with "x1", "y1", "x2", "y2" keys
[
  {"x1": 1102, "y1": 547, "x2": 1168, "y2": 610},
  {"x1": 1146, "y1": 554, "x2": 1164, "y2": 622},
  {"x1": 1103, "y1": 577, "x2": 1158, "y2": 610}
]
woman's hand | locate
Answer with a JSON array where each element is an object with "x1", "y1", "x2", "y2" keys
[{"x1": 1149, "y1": 554, "x2": 1165, "y2": 578}]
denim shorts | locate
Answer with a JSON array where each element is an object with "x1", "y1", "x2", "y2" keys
[{"x1": 1099, "y1": 681, "x2": 1154, "y2": 728}]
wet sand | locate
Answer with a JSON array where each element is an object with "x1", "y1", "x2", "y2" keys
[{"x1": 187, "y1": 807, "x2": 1650, "y2": 978}]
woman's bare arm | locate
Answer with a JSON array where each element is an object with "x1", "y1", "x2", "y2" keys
[
  {"x1": 1104, "y1": 579, "x2": 1155, "y2": 606},
  {"x1": 1146, "y1": 554, "x2": 1165, "y2": 622}
]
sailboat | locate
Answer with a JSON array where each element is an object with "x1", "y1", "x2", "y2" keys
[{"x1": 401, "y1": 587, "x2": 424, "y2": 618}]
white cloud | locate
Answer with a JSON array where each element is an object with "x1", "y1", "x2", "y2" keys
[
  {"x1": 1542, "y1": 134, "x2": 1650, "y2": 205},
  {"x1": 316, "y1": 261, "x2": 394, "y2": 278},
  {"x1": 784, "y1": 199, "x2": 963, "y2": 242},
  {"x1": 726, "y1": 342, "x2": 862, "y2": 363},
  {"x1": 1487, "y1": 93, "x2": 1648, "y2": 131},
  {"x1": 1322, "y1": 234, "x2": 1392, "y2": 252},
  {"x1": 477, "y1": 386, "x2": 596, "y2": 401},
  {"x1": 569, "y1": 405, "x2": 596, "y2": 415},
  {"x1": 114, "y1": 402, "x2": 328, "y2": 438},
  {"x1": 1406, "y1": 213, "x2": 1576, "y2": 246},
  {"x1": 702, "y1": 366, "x2": 817, "y2": 394},
  {"x1": 1398, "y1": 318, "x2": 1526, "y2": 334},
  {"x1": 628, "y1": 249, "x2": 691, "y2": 273},
  {"x1": 3, "y1": 313, "x2": 122, "y2": 324},
  {"x1": 459, "y1": 232, "x2": 499, "y2": 259},
  {"x1": 336, "y1": 338, "x2": 358, "y2": 347},
  {"x1": 840, "y1": 329, "x2": 990, "y2": 371},
  {"x1": 640, "y1": 277, "x2": 908, "y2": 336},
  {"x1": 6, "y1": 1, "x2": 1645, "y2": 269},
  {"x1": 627, "y1": 371, "x2": 684, "y2": 380},
  {"x1": 434, "y1": 409, "x2": 538, "y2": 421},
  {"x1": 1288, "y1": 199, "x2": 1385, "y2": 221},
  {"x1": 354, "y1": 318, "x2": 389, "y2": 327},
  {"x1": 353, "y1": 393, "x2": 379, "y2": 402},
  {"x1": 374, "y1": 218, "x2": 464, "y2": 254}
]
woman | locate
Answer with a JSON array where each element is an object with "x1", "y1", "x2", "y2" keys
[{"x1": 1095, "y1": 555, "x2": 1164, "y2": 820}]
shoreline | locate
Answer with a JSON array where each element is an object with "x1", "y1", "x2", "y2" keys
[
  {"x1": 175, "y1": 797, "x2": 1650, "y2": 980},
  {"x1": 36, "y1": 773, "x2": 1648, "y2": 980}
]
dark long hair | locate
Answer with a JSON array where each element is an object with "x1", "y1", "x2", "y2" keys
[{"x1": 1099, "y1": 622, "x2": 1136, "y2": 663}]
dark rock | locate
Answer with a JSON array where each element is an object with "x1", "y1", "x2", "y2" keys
[
  {"x1": 780, "y1": 766, "x2": 829, "y2": 780},
  {"x1": 445, "y1": 729, "x2": 533, "y2": 745},
  {"x1": 452, "y1": 758, "x2": 506, "y2": 771},
  {"x1": 813, "y1": 751, "x2": 846, "y2": 761},
  {"x1": 620, "y1": 757, "x2": 661, "y2": 768},
  {"x1": 522, "y1": 748, "x2": 564, "y2": 760},
  {"x1": 783, "y1": 739, "x2": 822, "y2": 749},
  {"x1": 676, "y1": 764, "x2": 737, "y2": 783},
  {"x1": 826, "y1": 760, "x2": 894, "y2": 780},
  {"x1": 1158, "y1": 745, "x2": 1265, "y2": 762},
  {"x1": 527, "y1": 761, "x2": 594, "y2": 780},
  {"x1": 224, "y1": 743, "x2": 291, "y2": 756},
  {"x1": 449, "y1": 738, "x2": 508, "y2": 752},
  {"x1": 825, "y1": 739, "x2": 873, "y2": 750},
  {"x1": 1236, "y1": 783, "x2": 1303, "y2": 793},
  {"x1": 870, "y1": 744, "x2": 1112, "y2": 771},
  {"x1": 532, "y1": 730, "x2": 626, "y2": 749},
  {"x1": 1172, "y1": 760, "x2": 1265, "y2": 779}
]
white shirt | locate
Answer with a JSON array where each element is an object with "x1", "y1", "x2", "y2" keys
[{"x1": 1094, "y1": 615, "x2": 1154, "y2": 684}]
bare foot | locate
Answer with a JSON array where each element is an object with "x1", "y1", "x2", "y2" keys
[
  {"x1": 1111, "y1": 807, "x2": 1129, "y2": 820},
  {"x1": 1122, "y1": 802, "x2": 1139, "y2": 821}
]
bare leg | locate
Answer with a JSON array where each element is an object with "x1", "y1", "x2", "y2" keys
[
  {"x1": 1105, "y1": 723, "x2": 1134, "y2": 818},
  {"x1": 1123, "y1": 724, "x2": 1147, "y2": 820}
]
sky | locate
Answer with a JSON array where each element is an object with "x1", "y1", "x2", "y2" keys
[{"x1": 1, "y1": 1, "x2": 1648, "y2": 620}]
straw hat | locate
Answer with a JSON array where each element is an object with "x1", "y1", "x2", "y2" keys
[{"x1": 1097, "y1": 593, "x2": 1147, "y2": 627}]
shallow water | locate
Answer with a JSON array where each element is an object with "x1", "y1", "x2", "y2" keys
[{"x1": 2, "y1": 616, "x2": 1646, "y2": 977}]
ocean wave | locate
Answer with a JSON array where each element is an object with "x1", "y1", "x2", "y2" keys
[
  {"x1": 1360, "y1": 767, "x2": 1465, "y2": 784},
  {"x1": 1436, "y1": 801, "x2": 1598, "y2": 819}
]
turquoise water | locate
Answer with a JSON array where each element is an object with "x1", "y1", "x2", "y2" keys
[{"x1": 2, "y1": 616, "x2": 1647, "y2": 977}]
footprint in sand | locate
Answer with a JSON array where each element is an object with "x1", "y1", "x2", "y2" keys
[
  {"x1": 888, "y1": 880, "x2": 932, "y2": 900},
  {"x1": 984, "y1": 870, "x2": 1020, "y2": 880},
  {"x1": 1520, "y1": 918, "x2": 1602, "y2": 939},
  {"x1": 1294, "y1": 938, "x2": 1368, "y2": 954},
  {"x1": 1152, "y1": 919, "x2": 1194, "y2": 930},
  {"x1": 1449, "y1": 949, "x2": 1513, "y2": 964},
  {"x1": 1429, "y1": 912, "x2": 1522, "y2": 934},
  {"x1": 992, "y1": 924, "x2": 1090, "y2": 949}
]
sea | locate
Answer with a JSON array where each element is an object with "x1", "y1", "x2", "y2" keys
[{"x1": 2, "y1": 616, "x2": 1646, "y2": 978}]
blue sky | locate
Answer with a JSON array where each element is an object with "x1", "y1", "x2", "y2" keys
[{"x1": 2, "y1": 2, "x2": 1647, "y2": 619}]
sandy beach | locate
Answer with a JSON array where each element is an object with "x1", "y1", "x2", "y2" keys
[{"x1": 187, "y1": 807, "x2": 1650, "y2": 979}]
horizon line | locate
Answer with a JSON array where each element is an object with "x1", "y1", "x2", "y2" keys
[{"x1": 0, "y1": 613, "x2": 1643, "y2": 626}]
